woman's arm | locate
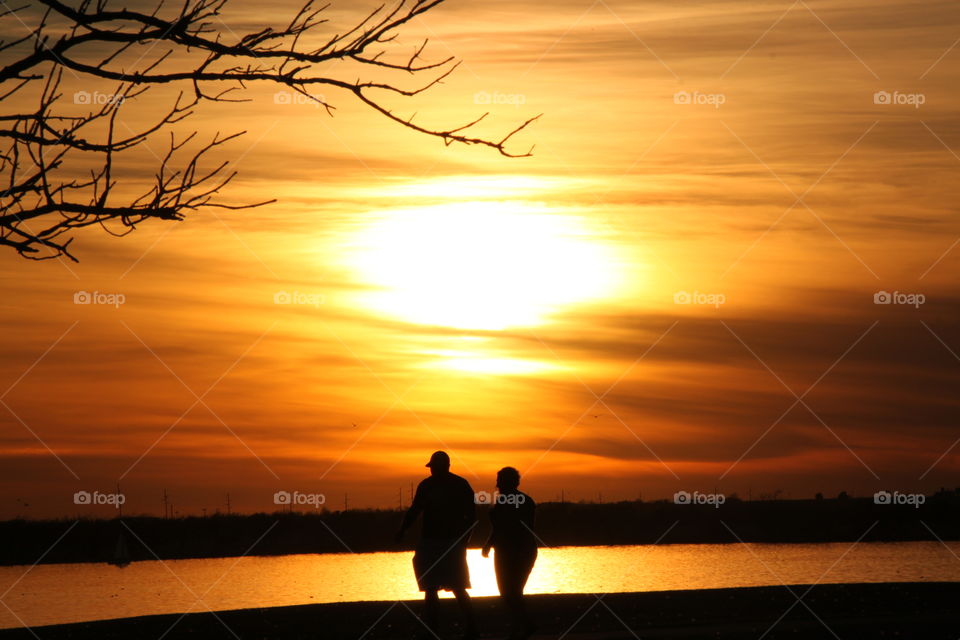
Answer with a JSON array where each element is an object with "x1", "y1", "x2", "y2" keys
[
  {"x1": 482, "y1": 504, "x2": 497, "y2": 556},
  {"x1": 481, "y1": 530, "x2": 493, "y2": 557}
]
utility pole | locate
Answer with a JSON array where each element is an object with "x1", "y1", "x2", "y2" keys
[
  {"x1": 343, "y1": 493, "x2": 348, "y2": 511},
  {"x1": 226, "y1": 493, "x2": 232, "y2": 515},
  {"x1": 162, "y1": 489, "x2": 169, "y2": 519}
]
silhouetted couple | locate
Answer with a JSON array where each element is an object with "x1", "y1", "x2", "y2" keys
[{"x1": 395, "y1": 451, "x2": 537, "y2": 640}]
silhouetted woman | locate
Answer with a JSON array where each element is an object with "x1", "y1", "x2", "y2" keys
[{"x1": 482, "y1": 466, "x2": 537, "y2": 640}]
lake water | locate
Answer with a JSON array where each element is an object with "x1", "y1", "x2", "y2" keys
[{"x1": 1, "y1": 541, "x2": 958, "y2": 629}]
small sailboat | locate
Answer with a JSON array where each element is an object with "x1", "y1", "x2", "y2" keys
[
  {"x1": 109, "y1": 529, "x2": 131, "y2": 568},
  {"x1": 108, "y1": 483, "x2": 131, "y2": 568}
]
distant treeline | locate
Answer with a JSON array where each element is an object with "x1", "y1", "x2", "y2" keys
[{"x1": 2, "y1": 489, "x2": 958, "y2": 566}]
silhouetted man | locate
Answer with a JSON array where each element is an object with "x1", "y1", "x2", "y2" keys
[{"x1": 395, "y1": 451, "x2": 477, "y2": 639}]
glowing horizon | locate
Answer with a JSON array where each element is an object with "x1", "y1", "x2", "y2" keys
[{"x1": 1, "y1": 0, "x2": 959, "y2": 519}]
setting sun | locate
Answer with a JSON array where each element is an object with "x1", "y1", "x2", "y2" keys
[{"x1": 345, "y1": 200, "x2": 622, "y2": 330}]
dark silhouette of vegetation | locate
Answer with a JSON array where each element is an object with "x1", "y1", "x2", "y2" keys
[{"x1": 1, "y1": 489, "x2": 958, "y2": 566}]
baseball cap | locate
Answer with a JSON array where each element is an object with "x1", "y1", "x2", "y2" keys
[{"x1": 425, "y1": 450, "x2": 450, "y2": 468}]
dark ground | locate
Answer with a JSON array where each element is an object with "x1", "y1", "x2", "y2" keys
[{"x1": 1, "y1": 582, "x2": 957, "y2": 639}]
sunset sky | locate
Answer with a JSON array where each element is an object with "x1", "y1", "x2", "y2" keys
[{"x1": 2, "y1": 0, "x2": 959, "y2": 518}]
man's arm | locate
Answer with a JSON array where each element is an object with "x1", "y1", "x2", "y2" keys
[{"x1": 395, "y1": 482, "x2": 424, "y2": 543}]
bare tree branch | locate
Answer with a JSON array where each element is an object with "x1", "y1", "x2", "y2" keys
[{"x1": 0, "y1": 0, "x2": 540, "y2": 260}]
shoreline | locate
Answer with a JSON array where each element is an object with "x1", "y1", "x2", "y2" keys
[
  {"x1": 2, "y1": 496, "x2": 958, "y2": 566},
  {"x1": 1, "y1": 582, "x2": 958, "y2": 639}
]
